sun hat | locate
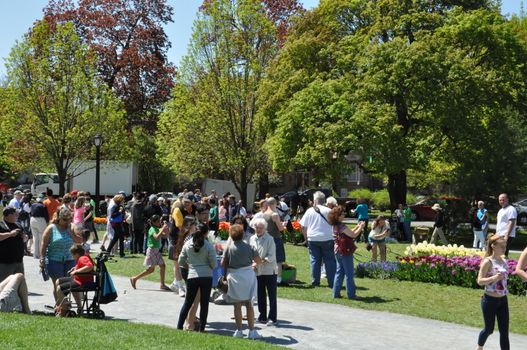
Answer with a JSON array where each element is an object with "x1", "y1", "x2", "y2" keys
[{"x1": 431, "y1": 203, "x2": 442, "y2": 211}]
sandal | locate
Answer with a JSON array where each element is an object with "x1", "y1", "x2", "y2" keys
[{"x1": 160, "y1": 285, "x2": 171, "y2": 291}]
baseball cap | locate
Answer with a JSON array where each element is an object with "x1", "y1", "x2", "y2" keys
[{"x1": 14, "y1": 190, "x2": 22, "y2": 195}]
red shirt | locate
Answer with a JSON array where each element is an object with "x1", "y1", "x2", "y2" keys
[{"x1": 74, "y1": 255, "x2": 95, "y2": 286}]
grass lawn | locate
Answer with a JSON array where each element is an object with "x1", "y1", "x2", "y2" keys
[
  {"x1": 0, "y1": 313, "x2": 281, "y2": 350},
  {"x1": 100, "y1": 243, "x2": 527, "y2": 335}
]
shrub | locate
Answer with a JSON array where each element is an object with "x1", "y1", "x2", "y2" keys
[
  {"x1": 371, "y1": 189, "x2": 390, "y2": 211},
  {"x1": 348, "y1": 188, "x2": 373, "y2": 201},
  {"x1": 406, "y1": 193, "x2": 417, "y2": 205}
]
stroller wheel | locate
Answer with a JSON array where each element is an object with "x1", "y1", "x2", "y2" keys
[{"x1": 94, "y1": 309, "x2": 105, "y2": 319}]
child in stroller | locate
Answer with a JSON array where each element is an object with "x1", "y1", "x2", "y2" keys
[{"x1": 55, "y1": 244, "x2": 96, "y2": 316}]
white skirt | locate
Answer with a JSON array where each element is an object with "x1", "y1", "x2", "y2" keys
[{"x1": 227, "y1": 265, "x2": 257, "y2": 302}]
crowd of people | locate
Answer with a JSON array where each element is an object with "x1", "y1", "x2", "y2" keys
[{"x1": 1, "y1": 186, "x2": 527, "y2": 347}]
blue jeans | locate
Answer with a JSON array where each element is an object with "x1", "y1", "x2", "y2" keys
[
  {"x1": 403, "y1": 221, "x2": 412, "y2": 242},
  {"x1": 308, "y1": 240, "x2": 335, "y2": 287},
  {"x1": 478, "y1": 294, "x2": 509, "y2": 349},
  {"x1": 333, "y1": 253, "x2": 356, "y2": 298}
]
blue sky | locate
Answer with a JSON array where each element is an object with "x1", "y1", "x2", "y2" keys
[{"x1": 0, "y1": 0, "x2": 522, "y2": 77}]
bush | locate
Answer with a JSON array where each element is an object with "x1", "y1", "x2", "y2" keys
[
  {"x1": 371, "y1": 189, "x2": 390, "y2": 211},
  {"x1": 406, "y1": 192, "x2": 417, "y2": 205},
  {"x1": 348, "y1": 188, "x2": 373, "y2": 201}
]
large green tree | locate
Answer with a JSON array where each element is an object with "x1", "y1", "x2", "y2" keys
[
  {"x1": 262, "y1": 0, "x2": 527, "y2": 207},
  {"x1": 4, "y1": 20, "x2": 126, "y2": 195},
  {"x1": 157, "y1": 0, "x2": 279, "y2": 203}
]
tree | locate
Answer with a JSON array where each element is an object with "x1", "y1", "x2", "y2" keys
[
  {"x1": 262, "y1": 0, "x2": 527, "y2": 209},
  {"x1": 44, "y1": 0, "x2": 176, "y2": 132},
  {"x1": 157, "y1": 0, "x2": 278, "y2": 203},
  {"x1": 4, "y1": 20, "x2": 127, "y2": 195},
  {"x1": 202, "y1": 0, "x2": 304, "y2": 44}
]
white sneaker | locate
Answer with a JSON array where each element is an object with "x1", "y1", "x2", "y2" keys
[
  {"x1": 266, "y1": 320, "x2": 278, "y2": 327},
  {"x1": 248, "y1": 329, "x2": 262, "y2": 339},
  {"x1": 233, "y1": 329, "x2": 245, "y2": 338},
  {"x1": 169, "y1": 281, "x2": 179, "y2": 293}
]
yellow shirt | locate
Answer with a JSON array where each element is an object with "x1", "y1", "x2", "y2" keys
[{"x1": 171, "y1": 207, "x2": 184, "y2": 228}]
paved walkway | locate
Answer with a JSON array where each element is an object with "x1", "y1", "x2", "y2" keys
[{"x1": 23, "y1": 255, "x2": 527, "y2": 350}]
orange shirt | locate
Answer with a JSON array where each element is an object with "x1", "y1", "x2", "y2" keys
[{"x1": 43, "y1": 197, "x2": 60, "y2": 221}]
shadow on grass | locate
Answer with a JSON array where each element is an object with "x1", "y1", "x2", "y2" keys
[
  {"x1": 354, "y1": 296, "x2": 400, "y2": 304},
  {"x1": 207, "y1": 321, "x2": 300, "y2": 346}
]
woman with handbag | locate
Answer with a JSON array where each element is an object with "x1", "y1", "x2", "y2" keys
[{"x1": 328, "y1": 206, "x2": 364, "y2": 299}]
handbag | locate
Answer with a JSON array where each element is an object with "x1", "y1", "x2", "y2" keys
[
  {"x1": 335, "y1": 225, "x2": 357, "y2": 256},
  {"x1": 218, "y1": 244, "x2": 230, "y2": 293}
]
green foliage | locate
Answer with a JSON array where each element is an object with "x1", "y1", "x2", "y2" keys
[
  {"x1": 129, "y1": 127, "x2": 175, "y2": 192},
  {"x1": 261, "y1": 0, "x2": 527, "y2": 206},
  {"x1": 348, "y1": 188, "x2": 373, "y2": 201},
  {"x1": 157, "y1": 0, "x2": 278, "y2": 200},
  {"x1": 4, "y1": 20, "x2": 127, "y2": 194},
  {"x1": 371, "y1": 189, "x2": 390, "y2": 211},
  {"x1": 406, "y1": 192, "x2": 417, "y2": 206}
]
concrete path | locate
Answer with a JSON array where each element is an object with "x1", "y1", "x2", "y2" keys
[{"x1": 23, "y1": 255, "x2": 527, "y2": 350}]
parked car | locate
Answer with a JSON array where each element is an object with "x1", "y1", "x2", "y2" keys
[
  {"x1": 513, "y1": 198, "x2": 527, "y2": 226},
  {"x1": 278, "y1": 188, "x2": 332, "y2": 216},
  {"x1": 336, "y1": 197, "x2": 358, "y2": 217},
  {"x1": 409, "y1": 197, "x2": 470, "y2": 222},
  {"x1": 156, "y1": 192, "x2": 175, "y2": 201}
]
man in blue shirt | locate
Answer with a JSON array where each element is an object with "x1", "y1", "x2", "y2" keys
[{"x1": 353, "y1": 198, "x2": 369, "y2": 243}]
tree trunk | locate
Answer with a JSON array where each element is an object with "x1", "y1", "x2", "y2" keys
[
  {"x1": 387, "y1": 170, "x2": 407, "y2": 212},
  {"x1": 57, "y1": 166, "x2": 68, "y2": 197}
]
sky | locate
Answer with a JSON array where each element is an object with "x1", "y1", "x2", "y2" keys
[{"x1": 0, "y1": 0, "x2": 522, "y2": 77}]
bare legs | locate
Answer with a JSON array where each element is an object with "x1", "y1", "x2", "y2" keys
[
  {"x1": 234, "y1": 300, "x2": 255, "y2": 331},
  {"x1": 0, "y1": 273, "x2": 30, "y2": 314}
]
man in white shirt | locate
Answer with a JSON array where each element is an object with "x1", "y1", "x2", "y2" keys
[
  {"x1": 8, "y1": 191, "x2": 23, "y2": 210},
  {"x1": 496, "y1": 193, "x2": 517, "y2": 257},
  {"x1": 299, "y1": 191, "x2": 335, "y2": 288}
]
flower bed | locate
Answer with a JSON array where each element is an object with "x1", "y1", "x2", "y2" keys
[
  {"x1": 357, "y1": 253, "x2": 527, "y2": 296},
  {"x1": 404, "y1": 242, "x2": 485, "y2": 258},
  {"x1": 356, "y1": 261, "x2": 399, "y2": 279}
]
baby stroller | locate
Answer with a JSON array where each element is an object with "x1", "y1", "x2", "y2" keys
[{"x1": 56, "y1": 252, "x2": 117, "y2": 319}]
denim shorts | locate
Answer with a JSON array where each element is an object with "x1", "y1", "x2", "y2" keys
[
  {"x1": 368, "y1": 237, "x2": 386, "y2": 245},
  {"x1": 47, "y1": 260, "x2": 76, "y2": 279}
]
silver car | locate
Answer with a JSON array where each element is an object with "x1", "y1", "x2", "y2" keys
[{"x1": 513, "y1": 198, "x2": 527, "y2": 226}]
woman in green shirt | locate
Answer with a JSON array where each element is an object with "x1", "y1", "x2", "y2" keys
[{"x1": 130, "y1": 215, "x2": 169, "y2": 290}]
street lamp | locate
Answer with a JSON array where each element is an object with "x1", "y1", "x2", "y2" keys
[{"x1": 93, "y1": 134, "x2": 104, "y2": 215}]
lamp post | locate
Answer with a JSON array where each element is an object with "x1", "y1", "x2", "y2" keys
[{"x1": 93, "y1": 134, "x2": 104, "y2": 215}]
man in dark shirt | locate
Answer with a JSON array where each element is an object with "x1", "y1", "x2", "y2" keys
[
  {"x1": 30, "y1": 195, "x2": 49, "y2": 260},
  {"x1": 226, "y1": 195, "x2": 240, "y2": 222},
  {"x1": 0, "y1": 207, "x2": 27, "y2": 282}
]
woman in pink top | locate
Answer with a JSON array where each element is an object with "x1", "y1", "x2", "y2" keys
[
  {"x1": 73, "y1": 196, "x2": 87, "y2": 231},
  {"x1": 476, "y1": 235, "x2": 509, "y2": 350}
]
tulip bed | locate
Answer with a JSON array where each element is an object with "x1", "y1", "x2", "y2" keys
[{"x1": 357, "y1": 243, "x2": 527, "y2": 296}]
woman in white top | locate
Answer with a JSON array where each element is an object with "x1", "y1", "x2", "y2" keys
[{"x1": 476, "y1": 235, "x2": 509, "y2": 350}]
